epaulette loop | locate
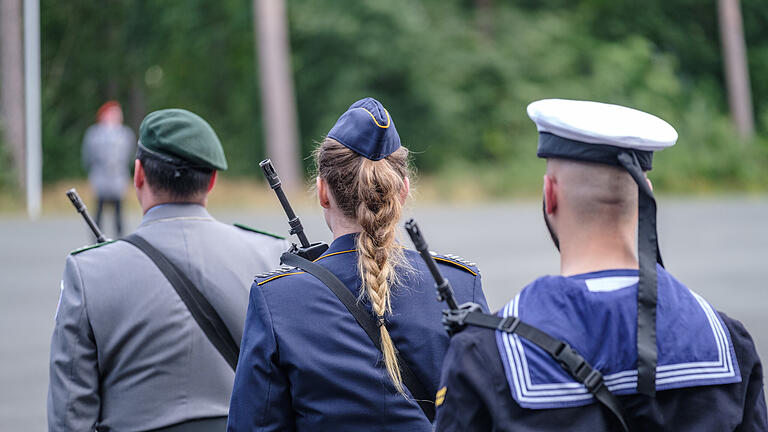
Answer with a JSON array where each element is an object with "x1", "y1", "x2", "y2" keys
[
  {"x1": 443, "y1": 253, "x2": 478, "y2": 268},
  {"x1": 430, "y1": 251, "x2": 479, "y2": 275},
  {"x1": 70, "y1": 240, "x2": 117, "y2": 255},
  {"x1": 234, "y1": 223, "x2": 285, "y2": 240},
  {"x1": 254, "y1": 265, "x2": 296, "y2": 280}
]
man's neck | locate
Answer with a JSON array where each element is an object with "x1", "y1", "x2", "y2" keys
[
  {"x1": 558, "y1": 228, "x2": 638, "y2": 276},
  {"x1": 140, "y1": 194, "x2": 207, "y2": 215}
]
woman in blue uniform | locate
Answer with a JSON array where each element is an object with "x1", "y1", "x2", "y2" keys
[{"x1": 227, "y1": 97, "x2": 488, "y2": 431}]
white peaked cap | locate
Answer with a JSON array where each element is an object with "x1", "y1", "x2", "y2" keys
[{"x1": 527, "y1": 99, "x2": 678, "y2": 151}]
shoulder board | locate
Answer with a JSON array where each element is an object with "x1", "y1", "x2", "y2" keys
[
  {"x1": 254, "y1": 265, "x2": 303, "y2": 285},
  {"x1": 70, "y1": 240, "x2": 117, "y2": 256},
  {"x1": 234, "y1": 223, "x2": 285, "y2": 239},
  {"x1": 431, "y1": 251, "x2": 479, "y2": 276}
]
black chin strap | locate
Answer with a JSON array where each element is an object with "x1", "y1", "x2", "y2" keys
[{"x1": 617, "y1": 152, "x2": 663, "y2": 397}]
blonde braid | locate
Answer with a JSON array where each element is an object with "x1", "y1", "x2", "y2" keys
[
  {"x1": 315, "y1": 138, "x2": 411, "y2": 395},
  {"x1": 356, "y1": 158, "x2": 407, "y2": 393}
]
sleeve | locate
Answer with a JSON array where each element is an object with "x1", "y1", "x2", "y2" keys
[
  {"x1": 434, "y1": 333, "x2": 494, "y2": 432},
  {"x1": 47, "y1": 256, "x2": 101, "y2": 431},
  {"x1": 227, "y1": 283, "x2": 294, "y2": 432},
  {"x1": 471, "y1": 273, "x2": 490, "y2": 313},
  {"x1": 729, "y1": 318, "x2": 768, "y2": 431}
]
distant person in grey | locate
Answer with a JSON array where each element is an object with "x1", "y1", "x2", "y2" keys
[
  {"x1": 49, "y1": 109, "x2": 290, "y2": 431},
  {"x1": 82, "y1": 101, "x2": 134, "y2": 237}
]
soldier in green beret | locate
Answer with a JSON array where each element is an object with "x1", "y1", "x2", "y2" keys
[{"x1": 48, "y1": 109, "x2": 289, "y2": 431}]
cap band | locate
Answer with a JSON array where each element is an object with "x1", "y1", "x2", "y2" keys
[
  {"x1": 537, "y1": 132, "x2": 654, "y2": 171},
  {"x1": 138, "y1": 108, "x2": 228, "y2": 171},
  {"x1": 137, "y1": 141, "x2": 211, "y2": 171},
  {"x1": 618, "y1": 151, "x2": 663, "y2": 397}
]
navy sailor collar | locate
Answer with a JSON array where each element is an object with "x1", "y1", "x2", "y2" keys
[{"x1": 495, "y1": 266, "x2": 741, "y2": 409}]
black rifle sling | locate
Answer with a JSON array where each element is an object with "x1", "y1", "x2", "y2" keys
[
  {"x1": 458, "y1": 311, "x2": 630, "y2": 432},
  {"x1": 280, "y1": 252, "x2": 436, "y2": 422},
  {"x1": 122, "y1": 234, "x2": 239, "y2": 371}
]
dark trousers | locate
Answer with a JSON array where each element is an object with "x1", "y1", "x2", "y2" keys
[{"x1": 95, "y1": 197, "x2": 123, "y2": 237}]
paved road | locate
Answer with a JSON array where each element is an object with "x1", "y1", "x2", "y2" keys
[{"x1": 1, "y1": 197, "x2": 766, "y2": 429}]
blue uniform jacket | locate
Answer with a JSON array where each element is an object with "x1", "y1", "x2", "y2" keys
[{"x1": 228, "y1": 233, "x2": 488, "y2": 432}]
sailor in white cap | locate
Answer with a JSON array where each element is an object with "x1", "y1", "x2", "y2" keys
[{"x1": 434, "y1": 99, "x2": 767, "y2": 431}]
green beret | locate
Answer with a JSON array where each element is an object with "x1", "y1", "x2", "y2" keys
[{"x1": 138, "y1": 108, "x2": 228, "y2": 171}]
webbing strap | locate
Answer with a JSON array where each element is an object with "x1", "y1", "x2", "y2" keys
[
  {"x1": 459, "y1": 311, "x2": 630, "y2": 432},
  {"x1": 280, "y1": 252, "x2": 436, "y2": 422},
  {"x1": 122, "y1": 234, "x2": 239, "y2": 371},
  {"x1": 618, "y1": 152, "x2": 662, "y2": 397}
]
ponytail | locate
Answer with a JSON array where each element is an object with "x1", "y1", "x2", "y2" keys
[{"x1": 315, "y1": 138, "x2": 411, "y2": 394}]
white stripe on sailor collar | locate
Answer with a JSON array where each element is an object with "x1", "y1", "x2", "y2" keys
[{"x1": 584, "y1": 276, "x2": 639, "y2": 292}]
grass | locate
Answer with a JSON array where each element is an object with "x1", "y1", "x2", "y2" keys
[{"x1": 1, "y1": 160, "x2": 766, "y2": 218}]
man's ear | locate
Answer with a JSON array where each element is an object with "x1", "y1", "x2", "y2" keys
[
  {"x1": 207, "y1": 171, "x2": 217, "y2": 193},
  {"x1": 134, "y1": 159, "x2": 144, "y2": 189},
  {"x1": 317, "y1": 177, "x2": 331, "y2": 209},
  {"x1": 544, "y1": 174, "x2": 558, "y2": 214}
]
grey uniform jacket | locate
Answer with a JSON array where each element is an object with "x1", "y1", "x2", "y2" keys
[
  {"x1": 48, "y1": 204, "x2": 289, "y2": 431},
  {"x1": 82, "y1": 123, "x2": 135, "y2": 200}
]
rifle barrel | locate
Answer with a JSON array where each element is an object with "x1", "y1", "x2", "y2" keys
[
  {"x1": 404, "y1": 219, "x2": 459, "y2": 310},
  {"x1": 66, "y1": 188, "x2": 107, "y2": 243},
  {"x1": 259, "y1": 159, "x2": 311, "y2": 248}
]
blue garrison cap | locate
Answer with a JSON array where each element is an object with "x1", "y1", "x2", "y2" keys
[{"x1": 327, "y1": 97, "x2": 401, "y2": 160}]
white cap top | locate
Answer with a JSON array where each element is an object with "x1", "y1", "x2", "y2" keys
[{"x1": 527, "y1": 99, "x2": 678, "y2": 151}]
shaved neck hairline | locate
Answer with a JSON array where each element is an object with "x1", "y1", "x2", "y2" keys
[{"x1": 546, "y1": 158, "x2": 638, "y2": 221}]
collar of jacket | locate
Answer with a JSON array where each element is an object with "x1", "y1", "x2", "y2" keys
[
  {"x1": 315, "y1": 233, "x2": 360, "y2": 260},
  {"x1": 139, "y1": 203, "x2": 213, "y2": 227}
]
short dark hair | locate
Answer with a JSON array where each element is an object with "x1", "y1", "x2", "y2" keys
[{"x1": 138, "y1": 154, "x2": 214, "y2": 199}]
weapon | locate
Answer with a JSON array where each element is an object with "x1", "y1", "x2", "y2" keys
[
  {"x1": 66, "y1": 188, "x2": 109, "y2": 243},
  {"x1": 404, "y1": 218, "x2": 482, "y2": 334},
  {"x1": 404, "y1": 218, "x2": 459, "y2": 309},
  {"x1": 260, "y1": 159, "x2": 329, "y2": 261}
]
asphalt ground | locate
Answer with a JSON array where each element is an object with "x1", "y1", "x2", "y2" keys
[{"x1": 1, "y1": 197, "x2": 766, "y2": 430}]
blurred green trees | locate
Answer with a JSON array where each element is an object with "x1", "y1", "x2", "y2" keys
[{"x1": 34, "y1": 0, "x2": 768, "y2": 193}]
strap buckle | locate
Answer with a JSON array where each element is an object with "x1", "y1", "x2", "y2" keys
[
  {"x1": 583, "y1": 369, "x2": 604, "y2": 393},
  {"x1": 496, "y1": 316, "x2": 520, "y2": 333},
  {"x1": 554, "y1": 343, "x2": 587, "y2": 376}
]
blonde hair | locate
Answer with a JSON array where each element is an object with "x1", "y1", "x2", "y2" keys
[{"x1": 315, "y1": 138, "x2": 411, "y2": 394}]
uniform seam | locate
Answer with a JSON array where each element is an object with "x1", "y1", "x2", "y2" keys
[
  {"x1": 64, "y1": 256, "x2": 95, "y2": 428},
  {"x1": 179, "y1": 224, "x2": 192, "y2": 418},
  {"x1": 257, "y1": 287, "x2": 280, "y2": 429},
  {"x1": 257, "y1": 272, "x2": 306, "y2": 285},
  {"x1": 434, "y1": 257, "x2": 478, "y2": 276},
  {"x1": 314, "y1": 249, "x2": 356, "y2": 261}
]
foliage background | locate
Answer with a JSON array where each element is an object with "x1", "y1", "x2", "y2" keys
[{"x1": 14, "y1": 0, "x2": 768, "y2": 197}]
